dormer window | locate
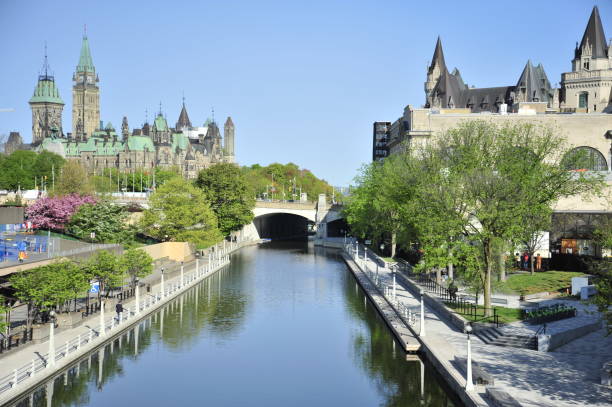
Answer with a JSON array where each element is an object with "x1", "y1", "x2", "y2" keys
[{"x1": 583, "y1": 59, "x2": 590, "y2": 70}]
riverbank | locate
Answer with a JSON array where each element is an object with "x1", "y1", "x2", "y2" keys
[
  {"x1": 341, "y1": 243, "x2": 612, "y2": 407},
  {"x1": 0, "y1": 239, "x2": 259, "y2": 405}
]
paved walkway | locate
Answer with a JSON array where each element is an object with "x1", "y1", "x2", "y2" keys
[{"x1": 350, "y1": 246, "x2": 612, "y2": 407}]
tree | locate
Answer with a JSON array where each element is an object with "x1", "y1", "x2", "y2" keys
[
  {"x1": 67, "y1": 200, "x2": 133, "y2": 243},
  {"x1": 83, "y1": 251, "x2": 125, "y2": 299},
  {"x1": 196, "y1": 163, "x2": 255, "y2": 235},
  {"x1": 140, "y1": 177, "x2": 222, "y2": 247},
  {"x1": 120, "y1": 249, "x2": 153, "y2": 288},
  {"x1": 0, "y1": 150, "x2": 38, "y2": 190},
  {"x1": 417, "y1": 121, "x2": 603, "y2": 315},
  {"x1": 53, "y1": 160, "x2": 93, "y2": 196},
  {"x1": 25, "y1": 194, "x2": 97, "y2": 231},
  {"x1": 9, "y1": 260, "x2": 88, "y2": 330},
  {"x1": 590, "y1": 216, "x2": 612, "y2": 335}
]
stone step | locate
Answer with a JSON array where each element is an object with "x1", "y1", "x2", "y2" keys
[{"x1": 476, "y1": 328, "x2": 537, "y2": 350}]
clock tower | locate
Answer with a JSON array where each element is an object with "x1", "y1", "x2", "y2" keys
[{"x1": 71, "y1": 33, "x2": 100, "y2": 139}]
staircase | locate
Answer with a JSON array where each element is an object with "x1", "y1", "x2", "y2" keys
[{"x1": 475, "y1": 327, "x2": 537, "y2": 350}]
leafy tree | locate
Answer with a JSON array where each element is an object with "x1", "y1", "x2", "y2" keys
[
  {"x1": 67, "y1": 200, "x2": 133, "y2": 243},
  {"x1": 0, "y1": 296, "x2": 9, "y2": 334},
  {"x1": 9, "y1": 260, "x2": 88, "y2": 330},
  {"x1": 417, "y1": 121, "x2": 603, "y2": 314},
  {"x1": 83, "y1": 251, "x2": 125, "y2": 299},
  {"x1": 33, "y1": 150, "x2": 65, "y2": 188},
  {"x1": 25, "y1": 194, "x2": 97, "y2": 231},
  {"x1": 196, "y1": 163, "x2": 255, "y2": 235},
  {"x1": 591, "y1": 216, "x2": 612, "y2": 335},
  {"x1": 120, "y1": 249, "x2": 153, "y2": 288},
  {"x1": 241, "y1": 162, "x2": 334, "y2": 202},
  {"x1": 53, "y1": 160, "x2": 93, "y2": 196},
  {"x1": 140, "y1": 177, "x2": 222, "y2": 247},
  {"x1": 0, "y1": 150, "x2": 38, "y2": 190}
]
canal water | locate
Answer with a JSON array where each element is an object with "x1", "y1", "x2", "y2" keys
[{"x1": 13, "y1": 241, "x2": 460, "y2": 406}]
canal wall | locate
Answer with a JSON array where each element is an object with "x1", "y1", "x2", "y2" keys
[
  {"x1": 341, "y1": 254, "x2": 420, "y2": 352},
  {"x1": 0, "y1": 239, "x2": 258, "y2": 406},
  {"x1": 341, "y1": 249, "x2": 490, "y2": 407}
]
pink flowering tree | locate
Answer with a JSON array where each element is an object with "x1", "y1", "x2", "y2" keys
[{"x1": 26, "y1": 194, "x2": 97, "y2": 231}]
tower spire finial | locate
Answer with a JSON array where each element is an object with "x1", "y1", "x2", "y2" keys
[
  {"x1": 182, "y1": 91, "x2": 185, "y2": 107},
  {"x1": 212, "y1": 107, "x2": 215, "y2": 123},
  {"x1": 145, "y1": 108, "x2": 148, "y2": 124},
  {"x1": 159, "y1": 101, "x2": 162, "y2": 116}
]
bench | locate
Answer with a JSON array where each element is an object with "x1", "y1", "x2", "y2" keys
[
  {"x1": 486, "y1": 387, "x2": 522, "y2": 407},
  {"x1": 453, "y1": 356, "x2": 495, "y2": 385},
  {"x1": 491, "y1": 297, "x2": 509, "y2": 305}
]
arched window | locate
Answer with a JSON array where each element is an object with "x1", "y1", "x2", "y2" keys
[{"x1": 562, "y1": 146, "x2": 608, "y2": 171}]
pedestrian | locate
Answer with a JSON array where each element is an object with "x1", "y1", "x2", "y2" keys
[
  {"x1": 536, "y1": 253, "x2": 542, "y2": 272},
  {"x1": 116, "y1": 301, "x2": 124, "y2": 321},
  {"x1": 522, "y1": 252, "x2": 529, "y2": 270},
  {"x1": 515, "y1": 253, "x2": 520, "y2": 269}
]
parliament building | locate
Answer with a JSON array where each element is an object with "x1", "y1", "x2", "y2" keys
[{"x1": 16, "y1": 33, "x2": 235, "y2": 179}]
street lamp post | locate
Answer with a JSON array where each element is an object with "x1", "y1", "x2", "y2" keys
[
  {"x1": 135, "y1": 278, "x2": 140, "y2": 315},
  {"x1": 47, "y1": 311, "x2": 56, "y2": 368},
  {"x1": 465, "y1": 324, "x2": 474, "y2": 391},
  {"x1": 180, "y1": 261, "x2": 184, "y2": 287},
  {"x1": 100, "y1": 301, "x2": 105, "y2": 337},
  {"x1": 420, "y1": 289, "x2": 426, "y2": 337},
  {"x1": 392, "y1": 266, "x2": 397, "y2": 300},
  {"x1": 160, "y1": 267, "x2": 165, "y2": 299}
]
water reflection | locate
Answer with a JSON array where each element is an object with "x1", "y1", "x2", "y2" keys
[{"x1": 10, "y1": 241, "x2": 459, "y2": 407}]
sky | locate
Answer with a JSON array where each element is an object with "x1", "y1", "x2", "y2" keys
[{"x1": 0, "y1": 1, "x2": 610, "y2": 186}]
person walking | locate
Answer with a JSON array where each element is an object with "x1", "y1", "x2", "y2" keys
[
  {"x1": 522, "y1": 252, "x2": 529, "y2": 270},
  {"x1": 515, "y1": 253, "x2": 520, "y2": 269},
  {"x1": 535, "y1": 253, "x2": 542, "y2": 272},
  {"x1": 116, "y1": 301, "x2": 124, "y2": 321}
]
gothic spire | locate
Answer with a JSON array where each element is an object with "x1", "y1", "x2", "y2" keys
[
  {"x1": 576, "y1": 6, "x2": 608, "y2": 59},
  {"x1": 176, "y1": 99, "x2": 192, "y2": 129},
  {"x1": 428, "y1": 36, "x2": 447, "y2": 74},
  {"x1": 77, "y1": 29, "x2": 95, "y2": 72}
]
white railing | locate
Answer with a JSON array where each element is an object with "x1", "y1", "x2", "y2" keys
[
  {"x1": 0, "y1": 238, "x2": 251, "y2": 396},
  {"x1": 343, "y1": 242, "x2": 420, "y2": 329}
]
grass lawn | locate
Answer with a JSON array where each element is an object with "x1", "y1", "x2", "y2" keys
[
  {"x1": 501, "y1": 271, "x2": 583, "y2": 295},
  {"x1": 444, "y1": 302, "x2": 523, "y2": 324},
  {"x1": 382, "y1": 257, "x2": 395, "y2": 262}
]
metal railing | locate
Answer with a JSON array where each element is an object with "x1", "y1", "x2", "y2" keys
[
  {"x1": 0, "y1": 238, "x2": 252, "y2": 396},
  {"x1": 344, "y1": 242, "x2": 420, "y2": 330}
]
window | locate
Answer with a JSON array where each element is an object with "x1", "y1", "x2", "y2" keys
[
  {"x1": 562, "y1": 146, "x2": 608, "y2": 171},
  {"x1": 583, "y1": 60, "x2": 590, "y2": 70}
]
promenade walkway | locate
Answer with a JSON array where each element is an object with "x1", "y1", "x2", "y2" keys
[
  {"x1": 347, "y1": 244, "x2": 611, "y2": 407},
  {"x1": 0, "y1": 239, "x2": 252, "y2": 405}
]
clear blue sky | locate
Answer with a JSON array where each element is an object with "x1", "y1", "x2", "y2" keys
[{"x1": 0, "y1": 1, "x2": 610, "y2": 186}]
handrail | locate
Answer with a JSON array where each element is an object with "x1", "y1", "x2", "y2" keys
[{"x1": 0, "y1": 238, "x2": 253, "y2": 395}]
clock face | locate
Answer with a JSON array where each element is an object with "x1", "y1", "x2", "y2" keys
[{"x1": 87, "y1": 76, "x2": 93, "y2": 84}]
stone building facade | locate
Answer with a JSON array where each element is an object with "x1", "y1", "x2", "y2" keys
[
  {"x1": 375, "y1": 6, "x2": 612, "y2": 258},
  {"x1": 26, "y1": 33, "x2": 235, "y2": 178}
]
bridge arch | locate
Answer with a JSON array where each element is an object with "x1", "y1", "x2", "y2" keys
[{"x1": 252, "y1": 212, "x2": 315, "y2": 240}]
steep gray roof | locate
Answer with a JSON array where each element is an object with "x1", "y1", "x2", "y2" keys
[
  {"x1": 176, "y1": 103, "x2": 192, "y2": 129},
  {"x1": 515, "y1": 60, "x2": 553, "y2": 103},
  {"x1": 428, "y1": 37, "x2": 447, "y2": 74},
  {"x1": 575, "y1": 6, "x2": 608, "y2": 59}
]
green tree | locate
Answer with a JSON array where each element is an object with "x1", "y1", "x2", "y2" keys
[
  {"x1": 196, "y1": 163, "x2": 255, "y2": 235},
  {"x1": 417, "y1": 121, "x2": 603, "y2": 315},
  {"x1": 33, "y1": 150, "x2": 65, "y2": 188},
  {"x1": 67, "y1": 200, "x2": 133, "y2": 243},
  {"x1": 83, "y1": 251, "x2": 125, "y2": 299},
  {"x1": 120, "y1": 249, "x2": 153, "y2": 288},
  {"x1": 140, "y1": 177, "x2": 222, "y2": 247},
  {"x1": 9, "y1": 260, "x2": 88, "y2": 330},
  {"x1": 591, "y1": 216, "x2": 612, "y2": 334},
  {"x1": 54, "y1": 160, "x2": 93, "y2": 196}
]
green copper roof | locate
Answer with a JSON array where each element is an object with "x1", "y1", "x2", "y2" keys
[
  {"x1": 38, "y1": 134, "x2": 157, "y2": 157},
  {"x1": 172, "y1": 132, "x2": 189, "y2": 152},
  {"x1": 153, "y1": 114, "x2": 168, "y2": 132},
  {"x1": 127, "y1": 136, "x2": 155, "y2": 152},
  {"x1": 77, "y1": 35, "x2": 95, "y2": 72},
  {"x1": 29, "y1": 78, "x2": 64, "y2": 105}
]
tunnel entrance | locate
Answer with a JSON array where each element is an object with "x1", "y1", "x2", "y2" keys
[
  {"x1": 326, "y1": 218, "x2": 349, "y2": 238},
  {"x1": 253, "y1": 213, "x2": 314, "y2": 240}
]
